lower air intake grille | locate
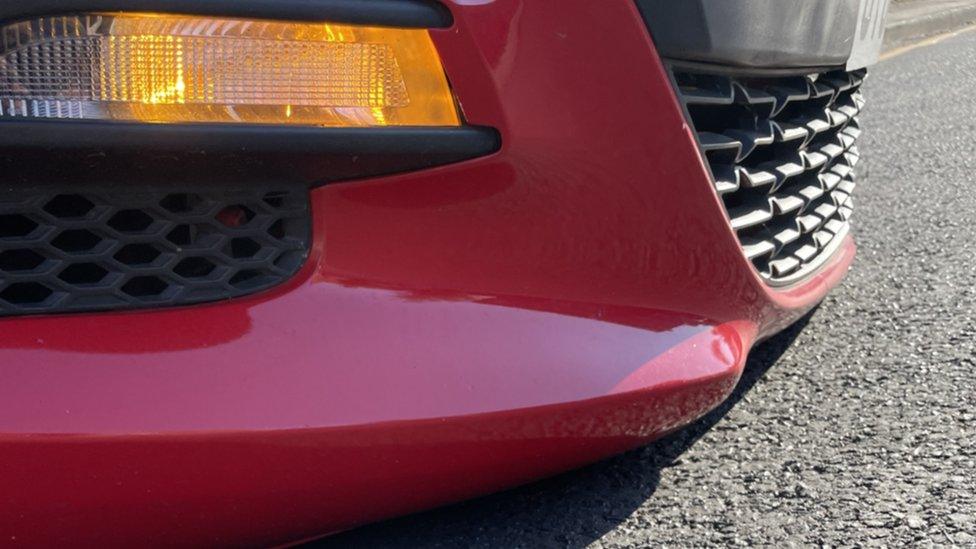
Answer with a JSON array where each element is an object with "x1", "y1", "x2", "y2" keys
[
  {"x1": 674, "y1": 67, "x2": 865, "y2": 285},
  {"x1": 0, "y1": 184, "x2": 310, "y2": 316}
]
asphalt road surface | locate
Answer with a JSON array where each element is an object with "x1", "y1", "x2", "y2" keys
[{"x1": 318, "y1": 30, "x2": 976, "y2": 547}]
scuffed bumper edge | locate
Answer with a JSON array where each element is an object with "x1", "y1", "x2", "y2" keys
[
  {"x1": 0, "y1": 236, "x2": 855, "y2": 546},
  {"x1": 1, "y1": 319, "x2": 752, "y2": 546}
]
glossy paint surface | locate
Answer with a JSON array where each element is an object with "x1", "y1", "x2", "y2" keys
[{"x1": 0, "y1": 1, "x2": 855, "y2": 545}]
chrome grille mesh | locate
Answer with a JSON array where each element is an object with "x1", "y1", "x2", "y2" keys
[{"x1": 674, "y1": 68, "x2": 865, "y2": 284}]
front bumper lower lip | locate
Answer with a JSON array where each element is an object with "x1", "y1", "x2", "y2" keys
[
  {"x1": 0, "y1": 236, "x2": 854, "y2": 546},
  {"x1": 3, "y1": 321, "x2": 750, "y2": 546}
]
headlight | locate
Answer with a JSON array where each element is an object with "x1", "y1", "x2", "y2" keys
[{"x1": 0, "y1": 13, "x2": 460, "y2": 126}]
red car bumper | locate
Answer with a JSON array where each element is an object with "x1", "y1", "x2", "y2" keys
[{"x1": 0, "y1": 1, "x2": 854, "y2": 545}]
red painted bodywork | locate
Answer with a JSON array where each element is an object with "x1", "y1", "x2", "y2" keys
[{"x1": 0, "y1": 1, "x2": 855, "y2": 546}]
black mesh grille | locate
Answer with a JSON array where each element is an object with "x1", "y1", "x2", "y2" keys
[
  {"x1": 673, "y1": 67, "x2": 865, "y2": 284},
  {"x1": 0, "y1": 185, "x2": 310, "y2": 316}
]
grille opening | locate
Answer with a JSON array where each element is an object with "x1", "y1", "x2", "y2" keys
[
  {"x1": 777, "y1": 97, "x2": 821, "y2": 121},
  {"x1": 115, "y1": 243, "x2": 162, "y2": 266},
  {"x1": 268, "y1": 219, "x2": 285, "y2": 239},
  {"x1": 121, "y1": 276, "x2": 169, "y2": 297},
  {"x1": 108, "y1": 209, "x2": 155, "y2": 233},
  {"x1": 0, "y1": 185, "x2": 310, "y2": 316},
  {"x1": 59, "y1": 263, "x2": 108, "y2": 285},
  {"x1": 0, "y1": 249, "x2": 45, "y2": 271},
  {"x1": 51, "y1": 229, "x2": 101, "y2": 252},
  {"x1": 835, "y1": 89, "x2": 859, "y2": 109},
  {"x1": 738, "y1": 226, "x2": 768, "y2": 247},
  {"x1": 751, "y1": 255, "x2": 768, "y2": 272},
  {"x1": 229, "y1": 237, "x2": 261, "y2": 259},
  {"x1": 174, "y1": 257, "x2": 216, "y2": 278},
  {"x1": 0, "y1": 214, "x2": 38, "y2": 237},
  {"x1": 0, "y1": 282, "x2": 54, "y2": 305},
  {"x1": 687, "y1": 103, "x2": 753, "y2": 133},
  {"x1": 674, "y1": 71, "x2": 728, "y2": 95},
  {"x1": 263, "y1": 192, "x2": 287, "y2": 208},
  {"x1": 266, "y1": 218, "x2": 303, "y2": 241},
  {"x1": 44, "y1": 194, "x2": 95, "y2": 218},
  {"x1": 806, "y1": 129, "x2": 838, "y2": 151},
  {"x1": 779, "y1": 171, "x2": 823, "y2": 194},
  {"x1": 674, "y1": 67, "x2": 865, "y2": 284},
  {"x1": 217, "y1": 205, "x2": 256, "y2": 228},
  {"x1": 166, "y1": 225, "x2": 193, "y2": 247},
  {"x1": 723, "y1": 185, "x2": 769, "y2": 210},
  {"x1": 738, "y1": 141, "x2": 797, "y2": 169},
  {"x1": 778, "y1": 235, "x2": 811, "y2": 257}
]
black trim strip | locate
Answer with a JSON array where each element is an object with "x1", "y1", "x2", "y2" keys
[
  {"x1": 0, "y1": 121, "x2": 500, "y2": 187},
  {"x1": 0, "y1": 0, "x2": 452, "y2": 28},
  {"x1": 667, "y1": 59, "x2": 841, "y2": 78},
  {"x1": 0, "y1": 121, "x2": 497, "y2": 155}
]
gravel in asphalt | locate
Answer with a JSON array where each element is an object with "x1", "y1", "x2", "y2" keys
[{"x1": 317, "y1": 29, "x2": 976, "y2": 548}]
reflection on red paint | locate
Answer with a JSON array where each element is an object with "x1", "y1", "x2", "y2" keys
[{"x1": 0, "y1": 0, "x2": 857, "y2": 545}]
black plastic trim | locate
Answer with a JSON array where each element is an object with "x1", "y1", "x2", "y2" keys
[
  {"x1": 667, "y1": 60, "x2": 839, "y2": 78},
  {"x1": 636, "y1": 0, "x2": 859, "y2": 69},
  {"x1": 0, "y1": 182, "x2": 312, "y2": 316},
  {"x1": 0, "y1": 0, "x2": 452, "y2": 28},
  {"x1": 0, "y1": 121, "x2": 497, "y2": 155},
  {"x1": 0, "y1": 121, "x2": 500, "y2": 187}
]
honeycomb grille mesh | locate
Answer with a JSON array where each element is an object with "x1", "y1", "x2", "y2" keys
[
  {"x1": 0, "y1": 185, "x2": 310, "y2": 316},
  {"x1": 674, "y1": 68, "x2": 865, "y2": 284}
]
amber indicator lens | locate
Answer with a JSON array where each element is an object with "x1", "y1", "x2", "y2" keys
[{"x1": 0, "y1": 14, "x2": 461, "y2": 126}]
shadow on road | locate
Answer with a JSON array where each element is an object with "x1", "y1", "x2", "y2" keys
[{"x1": 315, "y1": 310, "x2": 817, "y2": 548}]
